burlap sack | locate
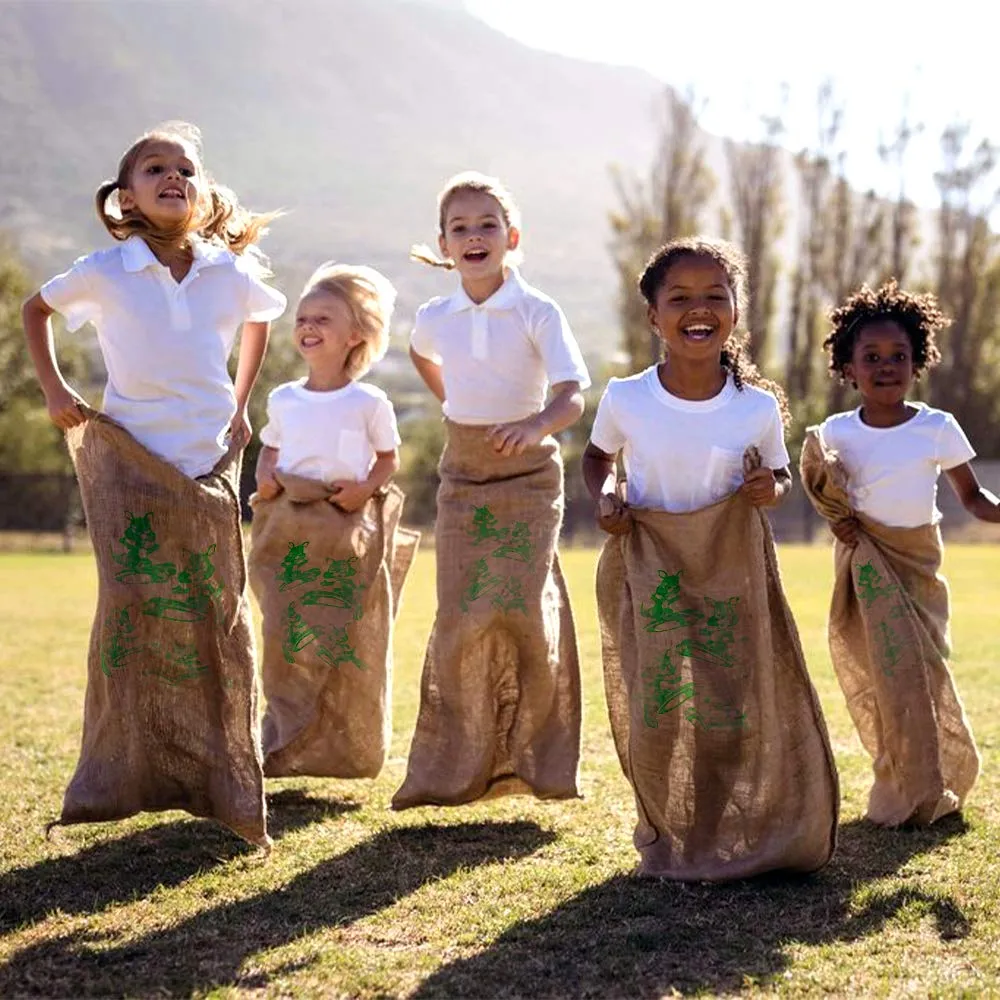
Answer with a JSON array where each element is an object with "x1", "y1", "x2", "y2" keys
[
  {"x1": 248, "y1": 475, "x2": 418, "y2": 778},
  {"x1": 597, "y1": 468, "x2": 839, "y2": 881},
  {"x1": 60, "y1": 413, "x2": 268, "y2": 847},
  {"x1": 799, "y1": 429, "x2": 980, "y2": 826},
  {"x1": 391, "y1": 422, "x2": 581, "y2": 809}
]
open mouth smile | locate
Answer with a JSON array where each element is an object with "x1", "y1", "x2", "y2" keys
[
  {"x1": 298, "y1": 335, "x2": 323, "y2": 349},
  {"x1": 681, "y1": 323, "x2": 716, "y2": 342},
  {"x1": 462, "y1": 248, "x2": 490, "y2": 263}
]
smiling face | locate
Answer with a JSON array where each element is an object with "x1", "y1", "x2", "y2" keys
[
  {"x1": 845, "y1": 320, "x2": 915, "y2": 407},
  {"x1": 647, "y1": 254, "x2": 738, "y2": 361},
  {"x1": 438, "y1": 189, "x2": 520, "y2": 294},
  {"x1": 117, "y1": 138, "x2": 203, "y2": 231},
  {"x1": 294, "y1": 289, "x2": 362, "y2": 373}
]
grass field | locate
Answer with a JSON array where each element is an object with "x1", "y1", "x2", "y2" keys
[{"x1": 1, "y1": 545, "x2": 998, "y2": 998}]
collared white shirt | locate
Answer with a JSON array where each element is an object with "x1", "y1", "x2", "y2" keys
[
  {"x1": 260, "y1": 379, "x2": 401, "y2": 484},
  {"x1": 41, "y1": 235, "x2": 286, "y2": 477},
  {"x1": 591, "y1": 368, "x2": 790, "y2": 513},
  {"x1": 409, "y1": 266, "x2": 590, "y2": 424},
  {"x1": 819, "y1": 404, "x2": 975, "y2": 527}
]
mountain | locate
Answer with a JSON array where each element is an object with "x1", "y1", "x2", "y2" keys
[{"x1": 0, "y1": 0, "x2": 680, "y2": 361}]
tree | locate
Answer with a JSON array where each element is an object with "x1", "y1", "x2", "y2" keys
[
  {"x1": 726, "y1": 112, "x2": 786, "y2": 368},
  {"x1": 609, "y1": 89, "x2": 716, "y2": 371},
  {"x1": 930, "y1": 124, "x2": 1000, "y2": 453}
]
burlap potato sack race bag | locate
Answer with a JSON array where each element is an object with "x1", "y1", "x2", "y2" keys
[
  {"x1": 799, "y1": 429, "x2": 980, "y2": 826},
  {"x1": 59, "y1": 413, "x2": 269, "y2": 847},
  {"x1": 597, "y1": 457, "x2": 839, "y2": 881},
  {"x1": 392, "y1": 421, "x2": 581, "y2": 809},
  {"x1": 248, "y1": 474, "x2": 419, "y2": 779}
]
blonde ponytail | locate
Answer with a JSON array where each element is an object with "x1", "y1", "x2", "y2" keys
[{"x1": 409, "y1": 243, "x2": 455, "y2": 270}]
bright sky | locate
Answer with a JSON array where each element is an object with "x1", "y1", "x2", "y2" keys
[{"x1": 466, "y1": 0, "x2": 996, "y2": 212}]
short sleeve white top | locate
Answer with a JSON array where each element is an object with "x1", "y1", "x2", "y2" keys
[
  {"x1": 818, "y1": 403, "x2": 975, "y2": 527},
  {"x1": 409, "y1": 266, "x2": 591, "y2": 424},
  {"x1": 590, "y1": 367, "x2": 790, "y2": 513},
  {"x1": 259, "y1": 379, "x2": 400, "y2": 484},
  {"x1": 40, "y1": 234, "x2": 287, "y2": 478}
]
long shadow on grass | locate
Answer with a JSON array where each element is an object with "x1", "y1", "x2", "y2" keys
[
  {"x1": 0, "y1": 789, "x2": 354, "y2": 933},
  {"x1": 414, "y1": 816, "x2": 972, "y2": 998},
  {"x1": 0, "y1": 819, "x2": 554, "y2": 997}
]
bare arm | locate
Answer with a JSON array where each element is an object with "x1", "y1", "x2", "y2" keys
[
  {"x1": 946, "y1": 462, "x2": 1000, "y2": 522},
  {"x1": 410, "y1": 347, "x2": 445, "y2": 403},
  {"x1": 582, "y1": 440, "x2": 631, "y2": 536},
  {"x1": 329, "y1": 449, "x2": 401, "y2": 512},
  {"x1": 22, "y1": 292, "x2": 88, "y2": 429},
  {"x1": 230, "y1": 320, "x2": 271, "y2": 446},
  {"x1": 487, "y1": 381, "x2": 585, "y2": 457},
  {"x1": 255, "y1": 444, "x2": 280, "y2": 499}
]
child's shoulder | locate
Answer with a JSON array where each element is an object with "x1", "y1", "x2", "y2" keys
[
  {"x1": 350, "y1": 380, "x2": 392, "y2": 405},
  {"x1": 416, "y1": 293, "x2": 458, "y2": 324},
  {"x1": 63, "y1": 243, "x2": 128, "y2": 276},
  {"x1": 267, "y1": 379, "x2": 304, "y2": 402}
]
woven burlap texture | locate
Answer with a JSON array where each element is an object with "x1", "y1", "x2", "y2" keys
[
  {"x1": 249, "y1": 475, "x2": 418, "y2": 778},
  {"x1": 62, "y1": 413, "x2": 268, "y2": 847},
  {"x1": 392, "y1": 422, "x2": 581, "y2": 809},
  {"x1": 799, "y1": 428, "x2": 979, "y2": 826},
  {"x1": 597, "y1": 461, "x2": 839, "y2": 881}
]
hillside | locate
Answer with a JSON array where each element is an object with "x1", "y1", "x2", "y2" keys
[{"x1": 0, "y1": 0, "x2": 684, "y2": 360}]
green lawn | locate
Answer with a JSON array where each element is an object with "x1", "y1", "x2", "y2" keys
[{"x1": 1, "y1": 545, "x2": 998, "y2": 997}]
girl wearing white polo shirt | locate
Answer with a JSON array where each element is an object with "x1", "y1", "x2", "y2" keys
[
  {"x1": 23, "y1": 120, "x2": 285, "y2": 476},
  {"x1": 392, "y1": 172, "x2": 591, "y2": 810},
  {"x1": 19, "y1": 121, "x2": 285, "y2": 846}
]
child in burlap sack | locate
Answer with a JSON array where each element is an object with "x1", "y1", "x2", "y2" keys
[
  {"x1": 392, "y1": 172, "x2": 591, "y2": 809},
  {"x1": 800, "y1": 280, "x2": 997, "y2": 826},
  {"x1": 583, "y1": 238, "x2": 838, "y2": 881},
  {"x1": 250, "y1": 262, "x2": 418, "y2": 780},
  {"x1": 22, "y1": 121, "x2": 286, "y2": 846}
]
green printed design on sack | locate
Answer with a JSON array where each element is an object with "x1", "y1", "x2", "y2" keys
[
  {"x1": 676, "y1": 596, "x2": 740, "y2": 667},
  {"x1": 857, "y1": 562, "x2": 898, "y2": 609},
  {"x1": 640, "y1": 571, "x2": 747, "y2": 731},
  {"x1": 144, "y1": 641, "x2": 210, "y2": 686},
  {"x1": 460, "y1": 506, "x2": 536, "y2": 614},
  {"x1": 142, "y1": 545, "x2": 224, "y2": 622},
  {"x1": 275, "y1": 541, "x2": 367, "y2": 671},
  {"x1": 640, "y1": 571, "x2": 704, "y2": 633},
  {"x1": 112, "y1": 512, "x2": 176, "y2": 584},
  {"x1": 301, "y1": 556, "x2": 366, "y2": 620},
  {"x1": 277, "y1": 541, "x2": 322, "y2": 591},
  {"x1": 100, "y1": 605, "x2": 144, "y2": 676},
  {"x1": 641, "y1": 647, "x2": 696, "y2": 728}
]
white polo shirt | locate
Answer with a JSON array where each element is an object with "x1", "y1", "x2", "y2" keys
[
  {"x1": 41, "y1": 235, "x2": 286, "y2": 477},
  {"x1": 260, "y1": 379, "x2": 401, "y2": 484},
  {"x1": 409, "y1": 267, "x2": 591, "y2": 424},
  {"x1": 591, "y1": 367, "x2": 790, "y2": 513},
  {"x1": 819, "y1": 404, "x2": 975, "y2": 527}
]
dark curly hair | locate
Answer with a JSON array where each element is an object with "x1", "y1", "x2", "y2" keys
[
  {"x1": 823, "y1": 280, "x2": 946, "y2": 382},
  {"x1": 639, "y1": 237, "x2": 791, "y2": 426}
]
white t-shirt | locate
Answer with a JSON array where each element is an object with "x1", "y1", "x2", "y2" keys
[
  {"x1": 590, "y1": 367, "x2": 791, "y2": 513},
  {"x1": 409, "y1": 266, "x2": 591, "y2": 424},
  {"x1": 818, "y1": 403, "x2": 975, "y2": 527},
  {"x1": 40, "y1": 234, "x2": 287, "y2": 477},
  {"x1": 259, "y1": 379, "x2": 400, "y2": 484}
]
